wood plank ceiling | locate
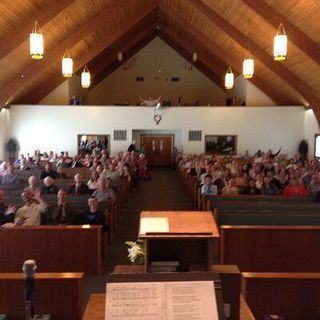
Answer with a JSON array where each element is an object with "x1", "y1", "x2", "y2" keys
[{"x1": 1, "y1": 0, "x2": 320, "y2": 121}]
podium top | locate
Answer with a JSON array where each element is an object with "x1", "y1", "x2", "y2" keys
[{"x1": 138, "y1": 211, "x2": 219, "y2": 239}]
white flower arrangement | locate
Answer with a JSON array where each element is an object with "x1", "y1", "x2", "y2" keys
[{"x1": 125, "y1": 239, "x2": 145, "y2": 265}]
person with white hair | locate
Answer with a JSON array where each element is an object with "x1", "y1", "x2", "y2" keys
[
  {"x1": 68, "y1": 173, "x2": 90, "y2": 194},
  {"x1": 41, "y1": 176, "x2": 59, "y2": 194}
]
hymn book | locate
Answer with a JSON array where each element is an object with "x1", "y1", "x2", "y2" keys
[{"x1": 105, "y1": 281, "x2": 218, "y2": 320}]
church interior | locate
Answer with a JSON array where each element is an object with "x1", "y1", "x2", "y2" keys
[{"x1": 1, "y1": 0, "x2": 320, "y2": 319}]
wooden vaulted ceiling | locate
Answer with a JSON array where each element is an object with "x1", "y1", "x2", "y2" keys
[{"x1": 1, "y1": 0, "x2": 320, "y2": 122}]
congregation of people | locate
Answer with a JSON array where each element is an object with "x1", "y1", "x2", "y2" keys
[
  {"x1": 0, "y1": 147, "x2": 149, "y2": 228},
  {"x1": 178, "y1": 149, "x2": 320, "y2": 198}
]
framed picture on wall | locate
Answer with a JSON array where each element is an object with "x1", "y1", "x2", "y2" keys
[
  {"x1": 205, "y1": 135, "x2": 237, "y2": 155},
  {"x1": 78, "y1": 134, "x2": 110, "y2": 155}
]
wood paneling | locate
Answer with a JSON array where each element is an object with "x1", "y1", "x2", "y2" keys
[
  {"x1": 0, "y1": 272, "x2": 83, "y2": 320},
  {"x1": 221, "y1": 226, "x2": 320, "y2": 272},
  {"x1": 242, "y1": 272, "x2": 320, "y2": 320},
  {"x1": 0, "y1": 226, "x2": 101, "y2": 274}
]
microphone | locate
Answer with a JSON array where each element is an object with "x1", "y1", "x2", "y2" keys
[{"x1": 22, "y1": 259, "x2": 37, "y2": 320}]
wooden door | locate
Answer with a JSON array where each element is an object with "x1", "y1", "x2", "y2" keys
[{"x1": 141, "y1": 135, "x2": 173, "y2": 167}]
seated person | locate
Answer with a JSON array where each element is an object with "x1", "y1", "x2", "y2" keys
[
  {"x1": 70, "y1": 155, "x2": 83, "y2": 168},
  {"x1": 241, "y1": 179, "x2": 261, "y2": 195},
  {"x1": 92, "y1": 178, "x2": 115, "y2": 202},
  {"x1": 45, "y1": 189, "x2": 73, "y2": 224},
  {"x1": 87, "y1": 171, "x2": 99, "y2": 190},
  {"x1": 1, "y1": 163, "x2": 18, "y2": 184},
  {"x1": 56, "y1": 166, "x2": 68, "y2": 179},
  {"x1": 222, "y1": 178, "x2": 239, "y2": 195},
  {"x1": 0, "y1": 189, "x2": 16, "y2": 225},
  {"x1": 68, "y1": 173, "x2": 90, "y2": 194},
  {"x1": 72, "y1": 196, "x2": 107, "y2": 231},
  {"x1": 104, "y1": 163, "x2": 121, "y2": 180},
  {"x1": 137, "y1": 154, "x2": 149, "y2": 179},
  {"x1": 283, "y1": 178, "x2": 308, "y2": 196},
  {"x1": 41, "y1": 176, "x2": 59, "y2": 194},
  {"x1": 261, "y1": 177, "x2": 278, "y2": 195},
  {"x1": 201, "y1": 175, "x2": 218, "y2": 196},
  {"x1": 40, "y1": 163, "x2": 57, "y2": 180},
  {"x1": 15, "y1": 190, "x2": 48, "y2": 226},
  {"x1": 25, "y1": 175, "x2": 41, "y2": 195}
]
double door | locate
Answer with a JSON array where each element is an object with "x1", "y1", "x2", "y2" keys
[{"x1": 141, "y1": 135, "x2": 173, "y2": 167}]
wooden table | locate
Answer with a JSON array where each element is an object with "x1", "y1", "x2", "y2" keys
[
  {"x1": 83, "y1": 294, "x2": 255, "y2": 320},
  {"x1": 138, "y1": 211, "x2": 219, "y2": 271}
]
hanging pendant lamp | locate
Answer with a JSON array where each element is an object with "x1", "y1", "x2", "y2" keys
[
  {"x1": 243, "y1": 57, "x2": 254, "y2": 79},
  {"x1": 225, "y1": 66, "x2": 234, "y2": 89},
  {"x1": 62, "y1": 49, "x2": 73, "y2": 78},
  {"x1": 81, "y1": 65, "x2": 91, "y2": 88},
  {"x1": 30, "y1": 21, "x2": 44, "y2": 60},
  {"x1": 273, "y1": 23, "x2": 287, "y2": 61}
]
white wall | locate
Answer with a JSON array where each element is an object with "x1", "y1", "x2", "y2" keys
[
  {"x1": 226, "y1": 76, "x2": 276, "y2": 106},
  {"x1": 88, "y1": 38, "x2": 226, "y2": 106},
  {"x1": 7, "y1": 105, "x2": 311, "y2": 157},
  {"x1": 40, "y1": 80, "x2": 69, "y2": 105}
]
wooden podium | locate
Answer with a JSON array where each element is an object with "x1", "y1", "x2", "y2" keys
[{"x1": 138, "y1": 211, "x2": 219, "y2": 272}]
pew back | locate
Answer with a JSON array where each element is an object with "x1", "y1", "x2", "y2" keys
[
  {"x1": 0, "y1": 226, "x2": 102, "y2": 274},
  {"x1": 0, "y1": 272, "x2": 83, "y2": 320},
  {"x1": 220, "y1": 225, "x2": 320, "y2": 272}
]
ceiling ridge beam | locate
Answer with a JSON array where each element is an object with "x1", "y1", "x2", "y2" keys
[
  {"x1": 186, "y1": 0, "x2": 318, "y2": 108},
  {"x1": 159, "y1": 6, "x2": 293, "y2": 106},
  {"x1": 158, "y1": 27, "x2": 226, "y2": 89},
  {"x1": 16, "y1": 6, "x2": 158, "y2": 104},
  {"x1": 87, "y1": 13, "x2": 157, "y2": 76},
  {"x1": 0, "y1": 0, "x2": 75, "y2": 60},
  {"x1": 241, "y1": 0, "x2": 320, "y2": 66},
  {"x1": 91, "y1": 30, "x2": 158, "y2": 90},
  {"x1": 1, "y1": 0, "x2": 157, "y2": 106}
]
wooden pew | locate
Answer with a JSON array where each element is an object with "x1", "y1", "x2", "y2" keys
[
  {"x1": 220, "y1": 225, "x2": 320, "y2": 272},
  {"x1": 0, "y1": 272, "x2": 83, "y2": 320},
  {"x1": 0, "y1": 226, "x2": 102, "y2": 274},
  {"x1": 242, "y1": 272, "x2": 320, "y2": 320}
]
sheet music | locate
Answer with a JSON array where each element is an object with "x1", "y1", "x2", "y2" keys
[
  {"x1": 106, "y1": 281, "x2": 218, "y2": 320},
  {"x1": 140, "y1": 217, "x2": 169, "y2": 234},
  {"x1": 106, "y1": 282, "x2": 166, "y2": 320}
]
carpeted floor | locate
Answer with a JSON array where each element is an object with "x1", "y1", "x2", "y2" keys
[{"x1": 83, "y1": 168, "x2": 192, "y2": 305}]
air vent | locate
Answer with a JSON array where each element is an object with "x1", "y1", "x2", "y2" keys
[
  {"x1": 113, "y1": 130, "x2": 127, "y2": 141},
  {"x1": 189, "y1": 130, "x2": 202, "y2": 141}
]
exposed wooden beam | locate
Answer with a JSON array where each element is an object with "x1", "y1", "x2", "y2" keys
[
  {"x1": 159, "y1": 6, "x2": 293, "y2": 106},
  {"x1": 91, "y1": 29, "x2": 157, "y2": 89},
  {"x1": 158, "y1": 29, "x2": 225, "y2": 90},
  {"x1": 85, "y1": 12, "x2": 157, "y2": 77},
  {"x1": 185, "y1": 0, "x2": 319, "y2": 109},
  {"x1": 4, "y1": 0, "x2": 157, "y2": 106},
  {"x1": 241, "y1": 0, "x2": 320, "y2": 66},
  {"x1": 16, "y1": 5, "x2": 158, "y2": 104},
  {"x1": 0, "y1": 0, "x2": 75, "y2": 59}
]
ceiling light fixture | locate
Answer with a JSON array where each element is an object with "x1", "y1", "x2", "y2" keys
[
  {"x1": 81, "y1": 65, "x2": 91, "y2": 88},
  {"x1": 225, "y1": 66, "x2": 234, "y2": 89},
  {"x1": 61, "y1": 17, "x2": 73, "y2": 78},
  {"x1": 30, "y1": 21, "x2": 44, "y2": 60},
  {"x1": 274, "y1": 23, "x2": 287, "y2": 61}
]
